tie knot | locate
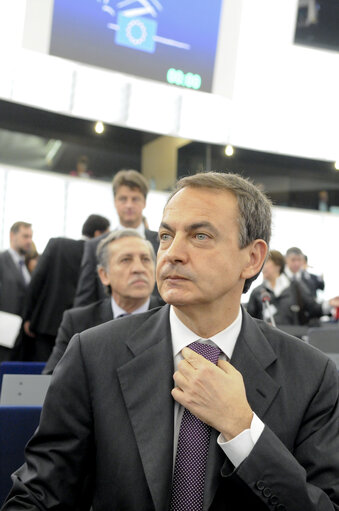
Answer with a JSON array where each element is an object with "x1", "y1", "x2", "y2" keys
[{"x1": 188, "y1": 341, "x2": 221, "y2": 365}]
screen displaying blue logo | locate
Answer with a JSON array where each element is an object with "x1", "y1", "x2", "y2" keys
[
  {"x1": 115, "y1": 13, "x2": 157, "y2": 53},
  {"x1": 49, "y1": 0, "x2": 223, "y2": 93}
]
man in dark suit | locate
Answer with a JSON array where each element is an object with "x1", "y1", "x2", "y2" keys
[
  {"x1": 301, "y1": 254, "x2": 325, "y2": 298},
  {"x1": 74, "y1": 169, "x2": 159, "y2": 307},
  {"x1": 0, "y1": 221, "x2": 33, "y2": 316},
  {"x1": 44, "y1": 229, "x2": 162, "y2": 374},
  {"x1": 2, "y1": 172, "x2": 339, "y2": 510},
  {"x1": 0, "y1": 221, "x2": 33, "y2": 361},
  {"x1": 21, "y1": 215, "x2": 110, "y2": 361}
]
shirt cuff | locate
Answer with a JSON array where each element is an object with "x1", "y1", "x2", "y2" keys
[{"x1": 217, "y1": 413, "x2": 265, "y2": 467}]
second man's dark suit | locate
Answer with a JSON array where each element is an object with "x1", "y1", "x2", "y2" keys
[
  {"x1": 73, "y1": 229, "x2": 159, "y2": 307},
  {"x1": 43, "y1": 295, "x2": 163, "y2": 374},
  {"x1": 3, "y1": 306, "x2": 339, "y2": 510},
  {"x1": 22, "y1": 237, "x2": 84, "y2": 360}
]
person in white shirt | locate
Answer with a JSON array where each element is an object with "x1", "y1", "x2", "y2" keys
[{"x1": 247, "y1": 249, "x2": 339, "y2": 326}]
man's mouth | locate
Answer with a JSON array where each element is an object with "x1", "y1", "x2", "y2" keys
[{"x1": 165, "y1": 275, "x2": 189, "y2": 281}]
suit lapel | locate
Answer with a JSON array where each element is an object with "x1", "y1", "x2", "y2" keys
[
  {"x1": 203, "y1": 308, "x2": 281, "y2": 510},
  {"x1": 5, "y1": 251, "x2": 25, "y2": 286},
  {"x1": 117, "y1": 305, "x2": 174, "y2": 511}
]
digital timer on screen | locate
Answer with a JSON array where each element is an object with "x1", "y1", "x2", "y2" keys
[{"x1": 49, "y1": 0, "x2": 223, "y2": 93}]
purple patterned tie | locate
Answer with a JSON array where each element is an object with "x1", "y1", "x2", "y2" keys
[{"x1": 170, "y1": 341, "x2": 221, "y2": 511}]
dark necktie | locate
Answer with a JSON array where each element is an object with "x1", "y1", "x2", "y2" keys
[{"x1": 170, "y1": 341, "x2": 221, "y2": 511}]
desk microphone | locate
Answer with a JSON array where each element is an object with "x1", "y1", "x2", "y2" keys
[{"x1": 261, "y1": 290, "x2": 276, "y2": 327}]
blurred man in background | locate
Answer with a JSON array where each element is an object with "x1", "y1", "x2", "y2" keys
[{"x1": 74, "y1": 169, "x2": 160, "y2": 307}]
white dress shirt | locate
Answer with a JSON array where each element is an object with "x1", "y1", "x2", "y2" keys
[
  {"x1": 170, "y1": 306, "x2": 264, "y2": 468},
  {"x1": 111, "y1": 296, "x2": 150, "y2": 317}
]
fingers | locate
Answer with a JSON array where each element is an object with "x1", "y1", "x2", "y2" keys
[
  {"x1": 181, "y1": 347, "x2": 205, "y2": 368},
  {"x1": 217, "y1": 359, "x2": 235, "y2": 374}
]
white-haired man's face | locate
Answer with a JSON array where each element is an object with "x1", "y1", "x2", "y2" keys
[{"x1": 99, "y1": 237, "x2": 155, "y2": 305}]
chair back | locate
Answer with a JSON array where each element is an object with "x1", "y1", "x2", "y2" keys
[
  {"x1": 0, "y1": 405, "x2": 42, "y2": 505},
  {"x1": 0, "y1": 361, "x2": 46, "y2": 391}
]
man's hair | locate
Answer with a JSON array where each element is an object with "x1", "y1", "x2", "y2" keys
[
  {"x1": 285, "y1": 247, "x2": 303, "y2": 257},
  {"x1": 82, "y1": 215, "x2": 110, "y2": 238},
  {"x1": 10, "y1": 221, "x2": 32, "y2": 234},
  {"x1": 96, "y1": 228, "x2": 155, "y2": 271},
  {"x1": 268, "y1": 250, "x2": 285, "y2": 274},
  {"x1": 112, "y1": 169, "x2": 149, "y2": 198},
  {"x1": 168, "y1": 171, "x2": 272, "y2": 293}
]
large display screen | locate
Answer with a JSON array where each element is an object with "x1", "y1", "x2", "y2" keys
[{"x1": 49, "y1": 0, "x2": 223, "y2": 93}]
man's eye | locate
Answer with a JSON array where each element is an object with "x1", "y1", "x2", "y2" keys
[
  {"x1": 195, "y1": 233, "x2": 208, "y2": 240},
  {"x1": 160, "y1": 233, "x2": 171, "y2": 241}
]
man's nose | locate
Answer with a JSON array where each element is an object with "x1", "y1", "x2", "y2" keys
[
  {"x1": 131, "y1": 258, "x2": 146, "y2": 272},
  {"x1": 162, "y1": 234, "x2": 188, "y2": 264}
]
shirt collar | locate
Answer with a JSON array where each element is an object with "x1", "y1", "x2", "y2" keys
[
  {"x1": 111, "y1": 296, "x2": 150, "y2": 317},
  {"x1": 169, "y1": 305, "x2": 242, "y2": 360},
  {"x1": 264, "y1": 273, "x2": 290, "y2": 297},
  {"x1": 284, "y1": 267, "x2": 302, "y2": 281},
  {"x1": 117, "y1": 222, "x2": 145, "y2": 237},
  {"x1": 8, "y1": 247, "x2": 25, "y2": 265}
]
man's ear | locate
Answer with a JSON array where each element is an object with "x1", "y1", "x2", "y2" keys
[
  {"x1": 98, "y1": 266, "x2": 110, "y2": 286},
  {"x1": 241, "y1": 239, "x2": 268, "y2": 280}
]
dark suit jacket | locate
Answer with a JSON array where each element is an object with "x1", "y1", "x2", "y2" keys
[
  {"x1": 3, "y1": 306, "x2": 339, "y2": 510},
  {"x1": 23, "y1": 238, "x2": 84, "y2": 336},
  {"x1": 73, "y1": 229, "x2": 159, "y2": 307},
  {"x1": 302, "y1": 271, "x2": 325, "y2": 298},
  {"x1": 43, "y1": 295, "x2": 163, "y2": 374},
  {"x1": 0, "y1": 250, "x2": 27, "y2": 316}
]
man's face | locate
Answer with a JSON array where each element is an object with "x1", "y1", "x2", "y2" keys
[
  {"x1": 10, "y1": 226, "x2": 33, "y2": 255},
  {"x1": 262, "y1": 259, "x2": 279, "y2": 281},
  {"x1": 100, "y1": 237, "x2": 155, "y2": 302},
  {"x1": 157, "y1": 187, "x2": 258, "y2": 309},
  {"x1": 114, "y1": 185, "x2": 146, "y2": 228},
  {"x1": 286, "y1": 254, "x2": 303, "y2": 274}
]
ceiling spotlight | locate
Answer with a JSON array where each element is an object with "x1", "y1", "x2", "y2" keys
[
  {"x1": 334, "y1": 161, "x2": 339, "y2": 171},
  {"x1": 94, "y1": 121, "x2": 105, "y2": 134},
  {"x1": 224, "y1": 144, "x2": 234, "y2": 157}
]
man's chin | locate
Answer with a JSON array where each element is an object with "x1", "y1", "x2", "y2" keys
[
  {"x1": 159, "y1": 289, "x2": 191, "y2": 306},
  {"x1": 121, "y1": 217, "x2": 138, "y2": 227}
]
